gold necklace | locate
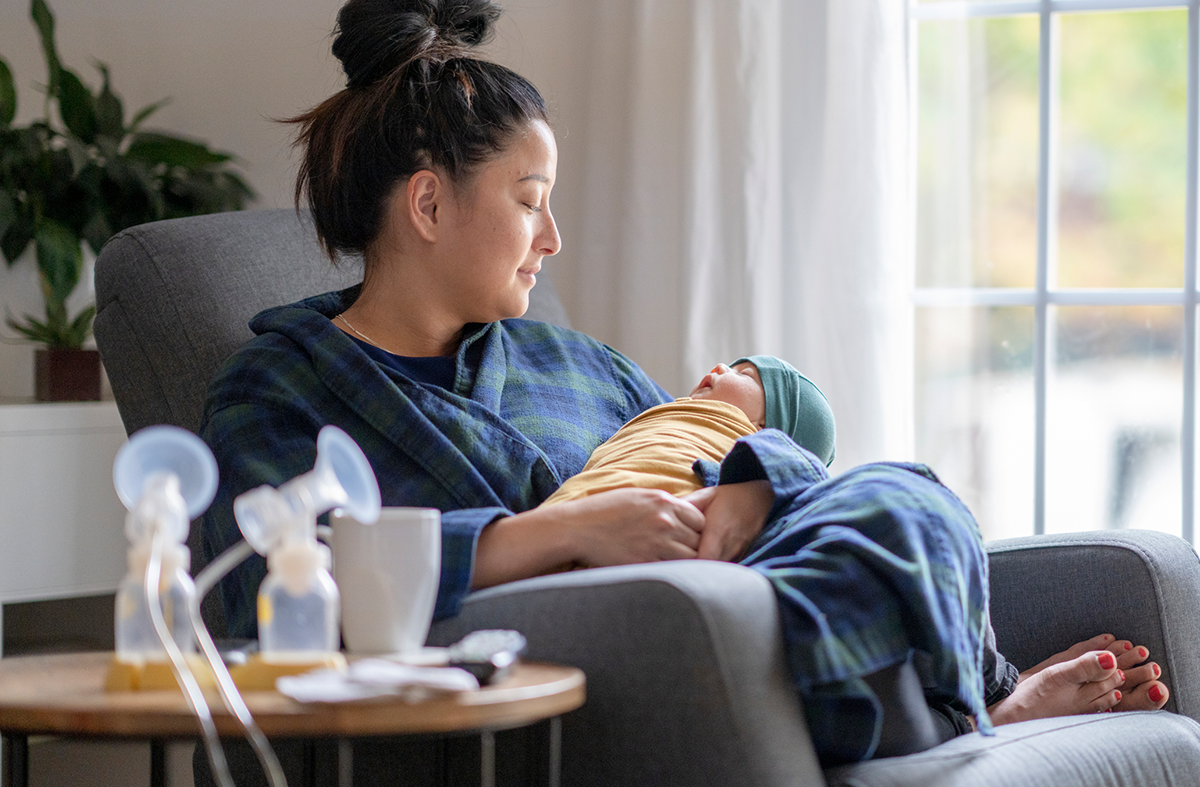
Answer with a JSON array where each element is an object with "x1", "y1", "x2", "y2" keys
[{"x1": 335, "y1": 313, "x2": 395, "y2": 354}]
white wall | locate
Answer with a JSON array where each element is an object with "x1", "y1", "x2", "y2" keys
[{"x1": 0, "y1": 0, "x2": 595, "y2": 399}]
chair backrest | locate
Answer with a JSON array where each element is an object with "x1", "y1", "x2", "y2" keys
[{"x1": 94, "y1": 208, "x2": 572, "y2": 438}]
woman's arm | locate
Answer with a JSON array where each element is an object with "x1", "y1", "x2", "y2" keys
[{"x1": 472, "y1": 488, "x2": 706, "y2": 588}]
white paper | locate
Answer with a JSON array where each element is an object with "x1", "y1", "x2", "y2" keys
[{"x1": 276, "y1": 660, "x2": 479, "y2": 704}]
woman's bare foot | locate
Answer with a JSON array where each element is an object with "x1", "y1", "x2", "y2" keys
[
  {"x1": 989, "y1": 634, "x2": 1169, "y2": 725},
  {"x1": 989, "y1": 649, "x2": 1123, "y2": 724},
  {"x1": 1021, "y1": 633, "x2": 1118, "y2": 674},
  {"x1": 1030, "y1": 635, "x2": 1170, "y2": 712},
  {"x1": 1109, "y1": 642, "x2": 1170, "y2": 712}
]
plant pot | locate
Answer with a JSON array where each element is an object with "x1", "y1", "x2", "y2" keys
[{"x1": 35, "y1": 348, "x2": 102, "y2": 402}]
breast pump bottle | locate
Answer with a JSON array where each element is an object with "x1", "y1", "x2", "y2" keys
[
  {"x1": 115, "y1": 473, "x2": 196, "y2": 658},
  {"x1": 234, "y1": 426, "x2": 381, "y2": 662},
  {"x1": 111, "y1": 425, "x2": 218, "y2": 664}
]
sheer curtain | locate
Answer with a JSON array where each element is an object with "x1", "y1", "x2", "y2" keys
[{"x1": 565, "y1": 0, "x2": 910, "y2": 470}]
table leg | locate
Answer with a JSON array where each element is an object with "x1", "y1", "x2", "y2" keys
[
  {"x1": 480, "y1": 730, "x2": 495, "y2": 787},
  {"x1": 2, "y1": 733, "x2": 27, "y2": 787},
  {"x1": 337, "y1": 739, "x2": 353, "y2": 787},
  {"x1": 150, "y1": 740, "x2": 166, "y2": 787},
  {"x1": 548, "y1": 717, "x2": 562, "y2": 787}
]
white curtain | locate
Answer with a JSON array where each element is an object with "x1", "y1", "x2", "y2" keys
[{"x1": 567, "y1": 0, "x2": 911, "y2": 470}]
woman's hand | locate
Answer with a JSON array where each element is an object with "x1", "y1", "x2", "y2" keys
[
  {"x1": 683, "y1": 481, "x2": 773, "y2": 562},
  {"x1": 568, "y1": 488, "x2": 706, "y2": 567},
  {"x1": 472, "y1": 488, "x2": 705, "y2": 588}
]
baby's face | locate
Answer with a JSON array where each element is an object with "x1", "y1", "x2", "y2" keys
[{"x1": 688, "y1": 362, "x2": 766, "y2": 428}]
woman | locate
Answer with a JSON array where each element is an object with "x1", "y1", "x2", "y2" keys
[{"x1": 199, "y1": 0, "x2": 1168, "y2": 766}]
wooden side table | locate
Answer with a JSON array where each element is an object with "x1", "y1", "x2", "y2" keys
[{"x1": 0, "y1": 652, "x2": 585, "y2": 787}]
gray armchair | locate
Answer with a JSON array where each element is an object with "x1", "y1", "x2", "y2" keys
[{"x1": 95, "y1": 209, "x2": 1200, "y2": 787}]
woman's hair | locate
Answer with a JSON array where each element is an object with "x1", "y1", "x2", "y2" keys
[{"x1": 288, "y1": 0, "x2": 549, "y2": 261}]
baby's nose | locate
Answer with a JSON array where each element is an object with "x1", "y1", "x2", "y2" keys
[{"x1": 711, "y1": 363, "x2": 730, "y2": 374}]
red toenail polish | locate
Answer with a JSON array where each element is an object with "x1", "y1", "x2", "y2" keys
[
  {"x1": 1139, "y1": 647, "x2": 1148, "y2": 658},
  {"x1": 1114, "y1": 690, "x2": 1122, "y2": 702},
  {"x1": 1150, "y1": 686, "x2": 1164, "y2": 703},
  {"x1": 1154, "y1": 664, "x2": 1161, "y2": 678},
  {"x1": 1118, "y1": 670, "x2": 1125, "y2": 682},
  {"x1": 1098, "y1": 652, "x2": 1116, "y2": 670},
  {"x1": 1124, "y1": 642, "x2": 1133, "y2": 651}
]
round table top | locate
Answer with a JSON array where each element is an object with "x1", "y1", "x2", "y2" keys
[{"x1": 0, "y1": 652, "x2": 585, "y2": 740}]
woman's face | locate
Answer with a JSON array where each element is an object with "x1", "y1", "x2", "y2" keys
[{"x1": 436, "y1": 120, "x2": 561, "y2": 323}]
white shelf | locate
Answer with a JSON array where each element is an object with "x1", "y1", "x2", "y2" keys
[{"x1": 0, "y1": 401, "x2": 128, "y2": 604}]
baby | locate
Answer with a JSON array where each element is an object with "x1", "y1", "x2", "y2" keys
[{"x1": 541, "y1": 355, "x2": 835, "y2": 507}]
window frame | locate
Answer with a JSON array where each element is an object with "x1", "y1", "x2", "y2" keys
[{"x1": 907, "y1": 0, "x2": 1200, "y2": 542}]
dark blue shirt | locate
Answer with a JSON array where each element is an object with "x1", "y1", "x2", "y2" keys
[{"x1": 348, "y1": 335, "x2": 457, "y2": 390}]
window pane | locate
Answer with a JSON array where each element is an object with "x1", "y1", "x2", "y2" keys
[
  {"x1": 1046, "y1": 306, "x2": 1182, "y2": 537},
  {"x1": 916, "y1": 306, "x2": 1035, "y2": 541},
  {"x1": 1057, "y1": 11, "x2": 1187, "y2": 288},
  {"x1": 918, "y1": 17, "x2": 1039, "y2": 288}
]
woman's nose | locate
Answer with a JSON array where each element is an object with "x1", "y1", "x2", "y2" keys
[{"x1": 538, "y1": 209, "x2": 562, "y2": 256}]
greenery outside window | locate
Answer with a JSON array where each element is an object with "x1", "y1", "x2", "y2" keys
[{"x1": 909, "y1": 0, "x2": 1197, "y2": 543}]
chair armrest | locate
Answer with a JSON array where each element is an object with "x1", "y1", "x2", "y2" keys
[
  {"x1": 986, "y1": 530, "x2": 1200, "y2": 723},
  {"x1": 428, "y1": 560, "x2": 824, "y2": 787}
]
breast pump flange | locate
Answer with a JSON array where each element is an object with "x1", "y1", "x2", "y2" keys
[
  {"x1": 228, "y1": 425, "x2": 381, "y2": 686},
  {"x1": 108, "y1": 424, "x2": 218, "y2": 690}
]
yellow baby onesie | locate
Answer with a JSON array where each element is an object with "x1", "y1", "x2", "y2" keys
[{"x1": 540, "y1": 398, "x2": 758, "y2": 507}]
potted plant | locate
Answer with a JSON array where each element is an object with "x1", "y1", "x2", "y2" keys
[{"x1": 0, "y1": 0, "x2": 254, "y2": 401}]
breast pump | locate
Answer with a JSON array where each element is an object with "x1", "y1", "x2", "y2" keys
[
  {"x1": 112, "y1": 426, "x2": 267, "y2": 787},
  {"x1": 108, "y1": 424, "x2": 379, "y2": 787},
  {"x1": 233, "y1": 425, "x2": 381, "y2": 661},
  {"x1": 112, "y1": 424, "x2": 217, "y2": 665}
]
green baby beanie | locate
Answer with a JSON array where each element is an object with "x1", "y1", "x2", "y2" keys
[{"x1": 732, "y1": 356, "x2": 836, "y2": 466}]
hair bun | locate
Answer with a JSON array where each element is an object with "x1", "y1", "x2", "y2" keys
[{"x1": 333, "y1": 0, "x2": 503, "y2": 89}]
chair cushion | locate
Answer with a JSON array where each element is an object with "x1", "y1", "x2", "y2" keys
[{"x1": 826, "y1": 711, "x2": 1200, "y2": 787}]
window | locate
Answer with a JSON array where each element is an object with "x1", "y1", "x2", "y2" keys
[{"x1": 908, "y1": 0, "x2": 1196, "y2": 543}]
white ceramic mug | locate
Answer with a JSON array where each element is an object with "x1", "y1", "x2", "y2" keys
[{"x1": 330, "y1": 506, "x2": 441, "y2": 655}]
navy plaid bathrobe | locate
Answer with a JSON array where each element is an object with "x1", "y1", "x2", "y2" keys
[{"x1": 200, "y1": 287, "x2": 1007, "y2": 763}]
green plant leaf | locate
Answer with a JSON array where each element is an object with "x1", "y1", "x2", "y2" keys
[
  {"x1": 126, "y1": 132, "x2": 233, "y2": 169},
  {"x1": 62, "y1": 134, "x2": 91, "y2": 175},
  {"x1": 31, "y1": 0, "x2": 62, "y2": 100},
  {"x1": 93, "y1": 133, "x2": 119, "y2": 160},
  {"x1": 66, "y1": 303, "x2": 95, "y2": 345},
  {"x1": 80, "y1": 210, "x2": 110, "y2": 255},
  {"x1": 58, "y1": 67, "x2": 97, "y2": 143},
  {"x1": 0, "y1": 58, "x2": 16, "y2": 128},
  {"x1": 34, "y1": 219, "x2": 81, "y2": 308},
  {"x1": 93, "y1": 63, "x2": 123, "y2": 140},
  {"x1": 42, "y1": 296, "x2": 66, "y2": 329},
  {"x1": 127, "y1": 97, "x2": 168, "y2": 133},
  {"x1": 0, "y1": 192, "x2": 14, "y2": 245},
  {"x1": 1, "y1": 217, "x2": 34, "y2": 266},
  {"x1": 99, "y1": 155, "x2": 163, "y2": 228},
  {"x1": 6, "y1": 313, "x2": 56, "y2": 345}
]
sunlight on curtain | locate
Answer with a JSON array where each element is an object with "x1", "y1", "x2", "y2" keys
[{"x1": 570, "y1": 0, "x2": 910, "y2": 470}]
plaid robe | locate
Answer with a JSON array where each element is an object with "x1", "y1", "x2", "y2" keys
[
  {"x1": 200, "y1": 287, "x2": 670, "y2": 636},
  {"x1": 200, "y1": 287, "x2": 1007, "y2": 764},
  {"x1": 712, "y1": 434, "x2": 1001, "y2": 761}
]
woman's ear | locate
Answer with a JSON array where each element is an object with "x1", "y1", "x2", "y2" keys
[{"x1": 407, "y1": 170, "x2": 442, "y2": 242}]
